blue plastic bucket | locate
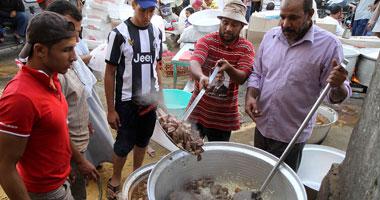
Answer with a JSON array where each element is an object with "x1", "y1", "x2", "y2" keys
[{"x1": 163, "y1": 89, "x2": 192, "y2": 119}]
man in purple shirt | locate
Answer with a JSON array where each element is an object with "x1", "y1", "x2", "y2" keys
[{"x1": 245, "y1": 0, "x2": 352, "y2": 171}]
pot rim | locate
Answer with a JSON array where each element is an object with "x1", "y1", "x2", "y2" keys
[
  {"x1": 122, "y1": 161, "x2": 156, "y2": 199},
  {"x1": 147, "y1": 142, "x2": 307, "y2": 200},
  {"x1": 314, "y1": 106, "x2": 338, "y2": 128}
]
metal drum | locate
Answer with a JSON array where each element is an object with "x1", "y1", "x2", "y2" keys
[
  {"x1": 342, "y1": 45, "x2": 360, "y2": 79},
  {"x1": 356, "y1": 48, "x2": 380, "y2": 87},
  {"x1": 148, "y1": 142, "x2": 307, "y2": 200}
]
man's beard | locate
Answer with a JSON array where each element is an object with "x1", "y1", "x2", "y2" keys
[
  {"x1": 219, "y1": 26, "x2": 238, "y2": 43},
  {"x1": 282, "y1": 17, "x2": 310, "y2": 42}
]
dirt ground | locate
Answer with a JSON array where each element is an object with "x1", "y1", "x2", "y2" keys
[{"x1": 0, "y1": 45, "x2": 363, "y2": 199}]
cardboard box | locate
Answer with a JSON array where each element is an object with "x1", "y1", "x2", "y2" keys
[
  {"x1": 246, "y1": 13, "x2": 279, "y2": 52},
  {"x1": 248, "y1": 13, "x2": 280, "y2": 32},
  {"x1": 315, "y1": 19, "x2": 337, "y2": 34},
  {"x1": 247, "y1": 31, "x2": 266, "y2": 52}
]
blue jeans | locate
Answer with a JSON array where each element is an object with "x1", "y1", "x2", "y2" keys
[
  {"x1": 0, "y1": 12, "x2": 28, "y2": 37},
  {"x1": 352, "y1": 19, "x2": 369, "y2": 36},
  {"x1": 246, "y1": 6, "x2": 251, "y2": 22}
]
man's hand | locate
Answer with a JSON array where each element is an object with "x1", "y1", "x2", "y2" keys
[
  {"x1": 245, "y1": 87, "x2": 262, "y2": 122},
  {"x1": 76, "y1": 159, "x2": 99, "y2": 181},
  {"x1": 245, "y1": 96, "x2": 262, "y2": 122},
  {"x1": 10, "y1": 11, "x2": 16, "y2": 18},
  {"x1": 88, "y1": 121, "x2": 95, "y2": 137},
  {"x1": 327, "y1": 59, "x2": 348, "y2": 88},
  {"x1": 69, "y1": 167, "x2": 76, "y2": 183},
  {"x1": 80, "y1": 55, "x2": 93, "y2": 65},
  {"x1": 367, "y1": 23, "x2": 374, "y2": 31},
  {"x1": 199, "y1": 75, "x2": 211, "y2": 91},
  {"x1": 216, "y1": 59, "x2": 233, "y2": 72},
  {"x1": 369, "y1": 4, "x2": 377, "y2": 11},
  {"x1": 107, "y1": 110, "x2": 120, "y2": 131}
]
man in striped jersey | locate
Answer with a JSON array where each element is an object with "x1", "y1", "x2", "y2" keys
[
  {"x1": 188, "y1": 0, "x2": 255, "y2": 141},
  {"x1": 104, "y1": 0, "x2": 164, "y2": 198}
]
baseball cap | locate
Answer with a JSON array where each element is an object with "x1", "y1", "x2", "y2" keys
[
  {"x1": 19, "y1": 11, "x2": 76, "y2": 59},
  {"x1": 37, "y1": 0, "x2": 46, "y2": 3},
  {"x1": 217, "y1": 0, "x2": 248, "y2": 25},
  {"x1": 136, "y1": 0, "x2": 158, "y2": 8}
]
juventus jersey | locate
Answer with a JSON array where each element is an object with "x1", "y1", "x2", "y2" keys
[{"x1": 105, "y1": 18, "x2": 162, "y2": 104}]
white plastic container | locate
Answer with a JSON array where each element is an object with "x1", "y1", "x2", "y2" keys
[{"x1": 297, "y1": 144, "x2": 345, "y2": 199}]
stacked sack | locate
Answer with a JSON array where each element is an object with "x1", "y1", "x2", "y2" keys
[{"x1": 82, "y1": 0, "x2": 124, "y2": 49}]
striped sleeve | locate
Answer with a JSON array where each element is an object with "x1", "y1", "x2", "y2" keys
[
  {"x1": 105, "y1": 29, "x2": 125, "y2": 66},
  {"x1": 237, "y1": 41, "x2": 255, "y2": 76},
  {"x1": 191, "y1": 35, "x2": 210, "y2": 65}
]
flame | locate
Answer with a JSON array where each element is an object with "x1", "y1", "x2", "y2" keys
[{"x1": 352, "y1": 71, "x2": 360, "y2": 83}]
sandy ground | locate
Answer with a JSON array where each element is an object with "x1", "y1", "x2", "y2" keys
[{"x1": 0, "y1": 45, "x2": 364, "y2": 199}]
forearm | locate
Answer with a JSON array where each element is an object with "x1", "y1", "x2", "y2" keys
[
  {"x1": 80, "y1": 55, "x2": 92, "y2": 65},
  {"x1": 225, "y1": 67, "x2": 249, "y2": 85},
  {"x1": 70, "y1": 139, "x2": 85, "y2": 164},
  {"x1": 0, "y1": 166, "x2": 30, "y2": 199},
  {"x1": 104, "y1": 65, "x2": 116, "y2": 112},
  {"x1": 370, "y1": 4, "x2": 380, "y2": 24},
  {"x1": 0, "y1": 133, "x2": 29, "y2": 199},
  {"x1": 189, "y1": 60, "x2": 205, "y2": 81},
  {"x1": 329, "y1": 84, "x2": 348, "y2": 103},
  {"x1": 156, "y1": 66, "x2": 165, "y2": 108},
  {"x1": 246, "y1": 86, "x2": 260, "y2": 100}
]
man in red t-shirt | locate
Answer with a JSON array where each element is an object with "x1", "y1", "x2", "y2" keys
[
  {"x1": 0, "y1": 12, "x2": 77, "y2": 199},
  {"x1": 188, "y1": 0, "x2": 255, "y2": 141}
]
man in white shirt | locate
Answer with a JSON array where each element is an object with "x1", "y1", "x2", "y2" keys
[
  {"x1": 325, "y1": 5, "x2": 344, "y2": 36},
  {"x1": 352, "y1": 0, "x2": 375, "y2": 36}
]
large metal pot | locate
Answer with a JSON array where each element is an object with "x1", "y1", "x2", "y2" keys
[
  {"x1": 297, "y1": 145, "x2": 345, "y2": 199},
  {"x1": 188, "y1": 9, "x2": 221, "y2": 33},
  {"x1": 148, "y1": 142, "x2": 307, "y2": 200},
  {"x1": 307, "y1": 106, "x2": 338, "y2": 144},
  {"x1": 342, "y1": 45, "x2": 360, "y2": 79},
  {"x1": 356, "y1": 48, "x2": 380, "y2": 87},
  {"x1": 121, "y1": 162, "x2": 156, "y2": 200}
]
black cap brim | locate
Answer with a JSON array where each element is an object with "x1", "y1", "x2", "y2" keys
[{"x1": 19, "y1": 43, "x2": 33, "y2": 60}]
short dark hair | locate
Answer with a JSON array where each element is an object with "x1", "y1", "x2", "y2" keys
[
  {"x1": 38, "y1": 1, "x2": 48, "y2": 10},
  {"x1": 303, "y1": 0, "x2": 313, "y2": 13},
  {"x1": 186, "y1": 7, "x2": 195, "y2": 14},
  {"x1": 330, "y1": 5, "x2": 342, "y2": 15},
  {"x1": 29, "y1": 39, "x2": 61, "y2": 57},
  {"x1": 266, "y1": 2, "x2": 275, "y2": 10},
  {"x1": 46, "y1": 0, "x2": 82, "y2": 22}
]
